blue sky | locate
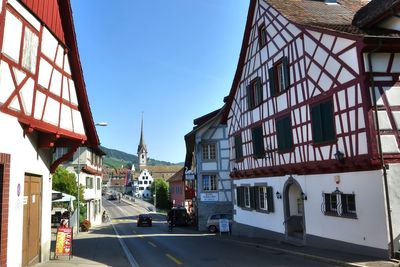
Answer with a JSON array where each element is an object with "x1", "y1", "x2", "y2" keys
[{"x1": 71, "y1": 1, "x2": 250, "y2": 163}]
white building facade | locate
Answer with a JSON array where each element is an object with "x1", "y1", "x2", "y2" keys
[
  {"x1": 137, "y1": 169, "x2": 153, "y2": 199},
  {"x1": 223, "y1": 0, "x2": 400, "y2": 259},
  {"x1": 0, "y1": 0, "x2": 100, "y2": 266}
]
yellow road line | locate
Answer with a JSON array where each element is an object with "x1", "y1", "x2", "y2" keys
[
  {"x1": 148, "y1": 241, "x2": 157, "y2": 247},
  {"x1": 166, "y1": 254, "x2": 183, "y2": 265}
]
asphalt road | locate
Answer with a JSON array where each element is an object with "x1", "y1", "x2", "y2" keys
[{"x1": 103, "y1": 197, "x2": 338, "y2": 267}]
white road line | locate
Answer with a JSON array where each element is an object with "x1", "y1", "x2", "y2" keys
[{"x1": 107, "y1": 200, "x2": 140, "y2": 267}]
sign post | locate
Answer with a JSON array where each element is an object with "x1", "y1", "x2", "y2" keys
[
  {"x1": 54, "y1": 227, "x2": 73, "y2": 259},
  {"x1": 219, "y1": 219, "x2": 230, "y2": 235}
]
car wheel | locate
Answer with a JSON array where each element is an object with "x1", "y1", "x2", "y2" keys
[
  {"x1": 149, "y1": 223, "x2": 152, "y2": 227},
  {"x1": 208, "y1": 225, "x2": 218, "y2": 233},
  {"x1": 137, "y1": 223, "x2": 141, "y2": 227}
]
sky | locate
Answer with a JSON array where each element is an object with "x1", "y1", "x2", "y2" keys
[{"x1": 70, "y1": 0, "x2": 250, "y2": 163}]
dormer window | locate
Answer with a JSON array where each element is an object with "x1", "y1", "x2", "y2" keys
[
  {"x1": 269, "y1": 57, "x2": 290, "y2": 97},
  {"x1": 258, "y1": 24, "x2": 267, "y2": 48},
  {"x1": 246, "y1": 77, "x2": 263, "y2": 110}
]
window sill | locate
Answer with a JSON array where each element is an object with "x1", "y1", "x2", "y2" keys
[
  {"x1": 256, "y1": 209, "x2": 271, "y2": 214},
  {"x1": 324, "y1": 212, "x2": 357, "y2": 219}
]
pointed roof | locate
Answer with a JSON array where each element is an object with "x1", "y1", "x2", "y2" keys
[{"x1": 137, "y1": 114, "x2": 147, "y2": 153}]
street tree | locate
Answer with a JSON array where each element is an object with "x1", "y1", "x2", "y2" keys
[{"x1": 151, "y1": 178, "x2": 171, "y2": 210}]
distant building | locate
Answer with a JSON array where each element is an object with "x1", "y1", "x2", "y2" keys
[{"x1": 167, "y1": 168, "x2": 186, "y2": 208}]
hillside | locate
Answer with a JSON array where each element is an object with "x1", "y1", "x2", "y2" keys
[{"x1": 100, "y1": 146, "x2": 183, "y2": 169}]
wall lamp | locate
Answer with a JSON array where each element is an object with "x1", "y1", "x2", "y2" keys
[
  {"x1": 334, "y1": 150, "x2": 345, "y2": 164},
  {"x1": 276, "y1": 191, "x2": 282, "y2": 199},
  {"x1": 301, "y1": 192, "x2": 307, "y2": 201}
]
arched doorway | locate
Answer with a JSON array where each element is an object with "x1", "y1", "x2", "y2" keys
[{"x1": 283, "y1": 176, "x2": 306, "y2": 244}]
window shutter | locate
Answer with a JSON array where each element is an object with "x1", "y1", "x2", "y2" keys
[
  {"x1": 321, "y1": 100, "x2": 335, "y2": 141},
  {"x1": 252, "y1": 126, "x2": 264, "y2": 158},
  {"x1": 311, "y1": 104, "x2": 323, "y2": 143},
  {"x1": 250, "y1": 187, "x2": 256, "y2": 209},
  {"x1": 268, "y1": 68, "x2": 276, "y2": 97},
  {"x1": 283, "y1": 56, "x2": 290, "y2": 90},
  {"x1": 246, "y1": 85, "x2": 252, "y2": 109},
  {"x1": 235, "y1": 135, "x2": 243, "y2": 160},
  {"x1": 341, "y1": 194, "x2": 348, "y2": 214},
  {"x1": 283, "y1": 116, "x2": 293, "y2": 149},
  {"x1": 267, "y1": 186, "x2": 274, "y2": 212},
  {"x1": 256, "y1": 78, "x2": 263, "y2": 106},
  {"x1": 254, "y1": 186, "x2": 260, "y2": 210},
  {"x1": 324, "y1": 193, "x2": 331, "y2": 212},
  {"x1": 236, "y1": 187, "x2": 242, "y2": 207}
]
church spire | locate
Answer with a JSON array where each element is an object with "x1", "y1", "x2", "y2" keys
[{"x1": 137, "y1": 113, "x2": 147, "y2": 169}]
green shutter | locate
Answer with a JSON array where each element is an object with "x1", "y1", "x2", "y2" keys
[
  {"x1": 252, "y1": 126, "x2": 264, "y2": 158},
  {"x1": 254, "y1": 186, "x2": 260, "y2": 210},
  {"x1": 250, "y1": 187, "x2": 256, "y2": 209},
  {"x1": 311, "y1": 104, "x2": 323, "y2": 143},
  {"x1": 324, "y1": 193, "x2": 331, "y2": 213},
  {"x1": 268, "y1": 68, "x2": 276, "y2": 97},
  {"x1": 246, "y1": 85, "x2": 252, "y2": 109},
  {"x1": 276, "y1": 119, "x2": 284, "y2": 151},
  {"x1": 321, "y1": 100, "x2": 335, "y2": 142},
  {"x1": 341, "y1": 194, "x2": 348, "y2": 214},
  {"x1": 237, "y1": 187, "x2": 243, "y2": 207},
  {"x1": 256, "y1": 78, "x2": 263, "y2": 106},
  {"x1": 283, "y1": 56, "x2": 290, "y2": 90},
  {"x1": 235, "y1": 135, "x2": 243, "y2": 160},
  {"x1": 267, "y1": 186, "x2": 274, "y2": 212},
  {"x1": 283, "y1": 116, "x2": 293, "y2": 150}
]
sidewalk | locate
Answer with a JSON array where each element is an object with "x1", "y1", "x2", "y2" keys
[
  {"x1": 211, "y1": 233, "x2": 399, "y2": 267},
  {"x1": 36, "y1": 224, "x2": 131, "y2": 267}
]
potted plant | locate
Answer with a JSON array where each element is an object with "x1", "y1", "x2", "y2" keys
[{"x1": 80, "y1": 219, "x2": 91, "y2": 232}]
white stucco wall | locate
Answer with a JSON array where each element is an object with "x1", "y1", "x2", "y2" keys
[
  {"x1": 0, "y1": 113, "x2": 52, "y2": 266},
  {"x1": 234, "y1": 169, "x2": 389, "y2": 250},
  {"x1": 387, "y1": 164, "x2": 400, "y2": 252}
]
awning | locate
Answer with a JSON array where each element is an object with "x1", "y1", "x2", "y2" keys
[{"x1": 52, "y1": 190, "x2": 76, "y2": 203}]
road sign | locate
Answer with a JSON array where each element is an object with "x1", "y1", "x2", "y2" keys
[{"x1": 219, "y1": 219, "x2": 230, "y2": 234}]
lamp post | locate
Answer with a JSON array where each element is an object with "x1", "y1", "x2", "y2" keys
[
  {"x1": 76, "y1": 146, "x2": 81, "y2": 234},
  {"x1": 154, "y1": 180, "x2": 157, "y2": 213}
]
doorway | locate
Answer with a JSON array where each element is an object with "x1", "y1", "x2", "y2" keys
[
  {"x1": 283, "y1": 177, "x2": 305, "y2": 244},
  {"x1": 22, "y1": 174, "x2": 42, "y2": 267}
]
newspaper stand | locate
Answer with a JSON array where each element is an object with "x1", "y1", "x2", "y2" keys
[
  {"x1": 219, "y1": 219, "x2": 231, "y2": 235},
  {"x1": 54, "y1": 226, "x2": 73, "y2": 260}
]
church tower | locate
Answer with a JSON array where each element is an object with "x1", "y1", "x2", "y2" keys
[{"x1": 137, "y1": 114, "x2": 148, "y2": 170}]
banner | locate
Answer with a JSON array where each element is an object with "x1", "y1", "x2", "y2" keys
[{"x1": 55, "y1": 227, "x2": 72, "y2": 257}]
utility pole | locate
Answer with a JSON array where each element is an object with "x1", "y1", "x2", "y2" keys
[
  {"x1": 154, "y1": 180, "x2": 157, "y2": 213},
  {"x1": 76, "y1": 146, "x2": 80, "y2": 234}
]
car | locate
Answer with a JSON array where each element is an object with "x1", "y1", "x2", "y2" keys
[
  {"x1": 167, "y1": 207, "x2": 189, "y2": 226},
  {"x1": 206, "y1": 213, "x2": 233, "y2": 233},
  {"x1": 108, "y1": 193, "x2": 117, "y2": 200},
  {"x1": 137, "y1": 214, "x2": 152, "y2": 227}
]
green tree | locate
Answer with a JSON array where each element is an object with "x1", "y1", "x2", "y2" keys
[{"x1": 151, "y1": 178, "x2": 171, "y2": 210}]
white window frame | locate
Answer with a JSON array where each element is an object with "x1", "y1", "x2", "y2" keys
[
  {"x1": 244, "y1": 186, "x2": 250, "y2": 208},
  {"x1": 202, "y1": 174, "x2": 217, "y2": 191},
  {"x1": 202, "y1": 143, "x2": 216, "y2": 161},
  {"x1": 258, "y1": 186, "x2": 268, "y2": 210}
]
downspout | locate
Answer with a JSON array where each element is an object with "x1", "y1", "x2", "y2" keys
[{"x1": 367, "y1": 40, "x2": 395, "y2": 259}]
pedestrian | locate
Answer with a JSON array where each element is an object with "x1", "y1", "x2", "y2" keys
[
  {"x1": 118, "y1": 193, "x2": 121, "y2": 203},
  {"x1": 167, "y1": 210, "x2": 175, "y2": 232}
]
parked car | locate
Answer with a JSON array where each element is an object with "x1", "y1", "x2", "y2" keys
[
  {"x1": 167, "y1": 207, "x2": 189, "y2": 226},
  {"x1": 206, "y1": 213, "x2": 233, "y2": 233},
  {"x1": 108, "y1": 193, "x2": 117, "y2": 200},
  {"x1": 137, "y1": 214, "x2": 152, "y2": 227}
]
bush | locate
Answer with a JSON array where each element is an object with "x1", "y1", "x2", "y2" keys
[{"x1": 80, "y1": 219, "x2": 91, "y2": 232}]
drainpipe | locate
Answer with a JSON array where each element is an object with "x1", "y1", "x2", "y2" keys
[{"x1": 367, "y1": 40, "x2": 395, "y2": 259}]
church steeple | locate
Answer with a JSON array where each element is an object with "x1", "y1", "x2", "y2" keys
[{"x1": 137, "y1": 113, "x2": 147, "y2": 169}]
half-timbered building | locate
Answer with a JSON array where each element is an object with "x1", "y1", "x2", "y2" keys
[
  {"x1": 0, "y1": 0, "x2": 100, "y2": 266},
  {"x1": 223, "y1": 0, "x2": 400, "y2": 259},
  {"x1": 185, "y1": 107, "x2": 233, "y2": 231}
]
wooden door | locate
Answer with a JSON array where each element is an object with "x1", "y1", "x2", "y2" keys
[{"x1": 22, "y1": 175, "x2": 42, "y2": 267}]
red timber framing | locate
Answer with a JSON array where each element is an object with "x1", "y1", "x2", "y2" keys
[
  {"x1": 0, "y1": 0, "x2": 99, "y2": 172},
  {"x1": 223, "y1": 0, "x2": 400, "y2": 179},
  {"x1": 0, "y1": 153, "x2": 10, "y2": 267}
]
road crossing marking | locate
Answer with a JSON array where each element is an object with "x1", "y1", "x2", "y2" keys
[
  {"x1": 148, "y1": 241, "x2": 157, "y2": 248},
  {"x1": 166, "y1": 254, "x2": 183, "y2": 265}
]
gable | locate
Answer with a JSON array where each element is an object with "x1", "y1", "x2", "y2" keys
[{"x1": 0, "y1": 0, "x2": 99, "y2": 149}]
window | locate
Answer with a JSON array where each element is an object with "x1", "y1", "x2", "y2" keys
[
  {"x1": 247, "y1": 77, "x2": 263, "y2": 110},
  {"x1": 276, "y1": 115, "x2": 293, "y2": 152},
  {"x1": 139, "y1": 181, "x2": 143, "y2": 185},
  {"x1": 139, "y1": 187, "x2": 144, "y2": 190},
  {"x1": 97, "y1": 178, "x2": 100, "y2": 190},
  {"x1": 237, "y1": 186, "x2": 274, "y2": 212},
  {"x1": 311, "y1": 99, "x2": 335, "y2": 144},
  {"x1": 144, "y1": 181, "x2": 148, "y2": 185},
  {"x1": 251, "y1": 125, "x2": 264, "y2": 158},
  {"x1": 324, "y1": 192, "x2": 357, "y2": 218},
  {"x1": 202, "y1": 175, "x2": 217, "y2": 191},
  {"x1": 234, "y1": 134, "x2": 243, "y2": 161},
  {"x1": 269, "y1": 57, "x2": 290, "y2": 96},
  {"x1": 258, "y1": 24, "x2": 267, "y2": 48},
  {"x1": 202, "y1": 143, "x2": 216, "y2": 161},
  {"x1": 86, "y1": 177, "x2": 93, "y2": 189}
]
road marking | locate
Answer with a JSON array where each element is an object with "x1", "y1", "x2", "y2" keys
[
  {"x1": 166, "y1": 254, "x2": 183, "y2": 265},
  {"x1": 148, "y1": 241, "x2": 157, "y2": 248},
  {"x1": 111, "y1": 223, "x2": 140, "y2": 267}
]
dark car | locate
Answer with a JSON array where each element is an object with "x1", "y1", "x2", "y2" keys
[
  {"x1": 167, "y1": 207, "x2": 189, "y2": 226},
  {"x1": 108, "y1": 193, "x2": 117, "y2": 200},
  {"x1": 137, "y1": 214, "x2": 152, "y2": 227}
]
